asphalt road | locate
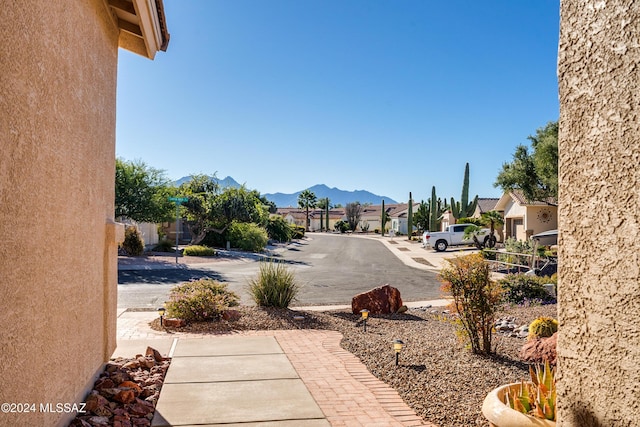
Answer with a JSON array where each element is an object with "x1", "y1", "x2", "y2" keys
[{"x1": 117, "y1": 234, "x2": 443, "y2": 309}]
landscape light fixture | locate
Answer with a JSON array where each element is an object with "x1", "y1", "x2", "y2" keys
[
  {"x1": 360, "y1": 309, "x2": 369, "y2": 332},
  {"x1": 157, "y1": 307, "x2": 166, "y2": 326},
  {"x1": 393, "y1": 339, "x2": 405, "y2": 366}
]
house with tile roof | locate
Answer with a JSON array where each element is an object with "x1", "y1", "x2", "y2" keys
[{"x1": 495, "y1": 191, "x2": 557, "y2": 241}]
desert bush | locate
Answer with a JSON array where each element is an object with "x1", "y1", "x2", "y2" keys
[
  {"x1": 498, "y1": 274, "x2": 556, "y2": 305},
  {"x1": 183, "y1": 245, "x2": 216, "y2": 256},
  {"x1": 165, "y1": 278, "x2": 239, "y2": 322},
  {"x1": 248, "y1": 259, "x2": 300, "y2": 308},
  {"x1": 290, "y1": 225, "x2": 305, "y2": 239},
  {"x1": 152, "y1": 239, "x2": 175, "y2": 252},
  {"x1": 265, "y1": 216, "x2": 292, "y2": 242},
  {"x1": 121, "y1": 226, "x2": 144, "y2": 256},
  {"x1": 439, "y1": 253, "x2": 503, "y2": 354},
  {"x1": 228, "y1": 221, "x2": 268, "y2": 252},
  {"x1": 334, "y1": 220, "x2": 349, "y2": 233}
]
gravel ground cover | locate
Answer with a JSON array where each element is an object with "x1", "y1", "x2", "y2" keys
[{"x1": 151, "y1": 303, "x2": 557, "y2": 427}]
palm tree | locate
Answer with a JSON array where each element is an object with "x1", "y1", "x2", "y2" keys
[
  {"x1": 480, "y1": 210, "x2": 504, "y2": 248},
  {"x1": 297, "y1": 189, "x2": 317, "y2": 231}
]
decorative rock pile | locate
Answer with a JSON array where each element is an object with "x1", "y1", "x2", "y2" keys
[
  {"x1": 494, "y1": 317, "x2": 529, "y2": 338},
  {"x1": 69, "y1": 347, "x2": 170, "y2": 427}
]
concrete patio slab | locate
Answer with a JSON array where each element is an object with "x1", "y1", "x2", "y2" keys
[
  {"x1": 151, "y1": 379, "x2": 326, "y2": 426},
  {"x1": 164, "y1": 354, "x2": 299, "y2": 383},
  {"x1": 112, "y1": 338, "x2": 175, "y2": 358},
  {"x1": 171, "y1": 335, "x2": 282, "y2": 357}
]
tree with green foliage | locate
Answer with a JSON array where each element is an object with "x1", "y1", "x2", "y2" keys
[
  {"x1": 413, "y1": 201, "x2": 430, "y2": 234},
  {"x1": 345, "y1": 201, "x2": 363, "y2": 231},
  {"x1": 495, "y1": 121, "x2": 558, "y2": 205},
  {"x1": 297, "y1": 189, "x2": 317, "y2": 231},
  {"x1": 179, "y1": 174, "x2": 220, "y2": 245},
  {"x1": 115, "y1": 158, "x2": 175, "y2": 223},
  {"x1": 480, "y1": 210, "x2": 504, "y2": 248},
  {"x1": 451, "y1": 163, "x2": 478, "y2": 220},
  {"x1": 211, "y1": 186, "x2": 270, "y2": 227}
]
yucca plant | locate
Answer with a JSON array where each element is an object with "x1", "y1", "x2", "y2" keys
[
  {"x1": 504, "y1": 360, "x2": 556, "y2": 421},
  {"x1": 248, "y1": 259, "x2": 300, "y2": 308}
]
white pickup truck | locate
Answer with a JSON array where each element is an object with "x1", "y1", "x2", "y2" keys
[{"x1": 422, "y1": 224, "x2": 491, "y2": 252}]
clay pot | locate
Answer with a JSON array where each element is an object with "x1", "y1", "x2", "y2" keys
[{"x1": 482, "y1": 383, "x2": 556, "y2": 427}]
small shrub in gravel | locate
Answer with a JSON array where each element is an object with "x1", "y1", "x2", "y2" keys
[
  {"x1": 499, "y1": 274, "x2": 556, "y2": 305},
  {"x1": 439, "y1": 253, "x2": 503, "y2": 354},
  {"x1": 121, "y1": 226, "x2": 144, "y2": 256},
  {"x1": 248, "y1": 259, "x2": 299, "y2": 308},
  {"x1": 166, "y1": 279, "x2": 239, "y2": 322},
  {"x1": 183, "y1": 245, "x2": 216, "y2": 256}
]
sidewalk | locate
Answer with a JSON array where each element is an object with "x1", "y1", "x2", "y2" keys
[{"x1": 116, "y1": 311, "x2": 437, "y2": 426}]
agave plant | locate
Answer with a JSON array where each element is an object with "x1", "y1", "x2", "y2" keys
[{"x1": 504, "y1": 360, "x2": 556, "y2": 421}]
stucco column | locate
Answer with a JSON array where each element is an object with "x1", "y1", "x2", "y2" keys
[{"x1": 558, "y1": 1, "x2": 640, "y2": 425}]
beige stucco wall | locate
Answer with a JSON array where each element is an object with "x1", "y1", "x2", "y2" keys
[
  {"x1": 0, "y1": 1, "x2": 121, "y2": 426},
  {"x1": 525, "y1": 205, "x2": 558, "y2": 237},
  {"x1": 558, "y1": 1, "x2": 640, "y2": 425}
]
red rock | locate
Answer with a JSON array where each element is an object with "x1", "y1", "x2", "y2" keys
[
  {"x1": 222, "y1": 309, "x2": 241, "y2": 321},
  {"x1": 163, "y1": 318, "x2": 186, "y2": 327},
  {"x1": 114, "y1": 389, "x2": 136, "y2": 404},
  {"x1": 351, "y1": 284, "x2": 403, "y2": 314},
  {"x1": 145, "y1": 346, "x2": 164, "y2": 363},
  {"x1": 94, "y1": 378, "x2": 115, "y2": 391},
  {"x1": 132, "y1": 417, "x2": 151, "y2": 426},
  {"x1": 122, "y1": 360, "x2": 140, "y2": 370},
  {"x1": 520, "y1": 332, "x2": 557, "y2": 365}
]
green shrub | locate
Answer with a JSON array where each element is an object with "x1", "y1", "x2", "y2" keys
[
  {"x1": 121, "y1": 226, "x2": 144, "y2": 256},
  {"x1": 481, "y1": 249, "x2": 497, "y2": 260},
  {"x1": 229, "y1": 221, "x2": 268, "y2": 252},
  {"x1": 265, "y1": 216, "x2": 292, "y2": 242},
  {"x1": 183, "y1": 245, "x2": 216, "y2": 256},
  {"x1": 291, "y1": 225, "x2": 305, "y2": 239},
  {"x1": 439, "y1": 253, "x2": 503, "y2": 354},
  {"x1": 165, "y1": 278, "x2": 239, "y2": 322},
  {"x1": 334, "y1": 220, "x2": 349, "y2": 233},
  {"x1": 248, "y1": 259, "x2": 300, "y2": 308},
  {"x1": 152, "y1": 239, "x2": 175, "y2": 252},
  {"x1": 498, "y1": 274, "x2": 556, "y2": 305}
]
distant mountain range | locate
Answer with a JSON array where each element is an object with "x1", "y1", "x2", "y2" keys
[
  {"x1": 264, "y1": 184, "x2": 398, "y2": 207},
  {"x1": 173, "y1": 176, "x2": 398, "y2": 207}
]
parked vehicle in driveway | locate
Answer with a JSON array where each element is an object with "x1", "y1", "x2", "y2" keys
[{"x1": 422, "y1": 224, "x2": 490, "y2": 252}]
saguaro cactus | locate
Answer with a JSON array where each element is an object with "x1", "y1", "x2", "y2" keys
[
  {"x1": 381, "y1": 199, "x2": 386, "y2": 236},
  {"x1": 429, "y1": 186, "x2": 439, "y2": 232},
  {"x1": 325, "y1": 198, "x2": 329, "y2": 231},
  {"x1": 451, "y1": 163, "x2": 478, "y2": 220},
  {"x1": 407, "y1": 192, "x2": 413, "y2": 239}
]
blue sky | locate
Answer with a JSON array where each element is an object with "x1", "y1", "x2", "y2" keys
[{"x1": 116, "y1": 0, "x2": 560, "y2": 204}]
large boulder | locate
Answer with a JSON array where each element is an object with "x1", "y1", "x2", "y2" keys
[
  {"x1": 351, "y1": 284, "x2": 403, "y2": 314},
  {"x1": 520, "y1": 332, "x2": 557, "y2": 365}
]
